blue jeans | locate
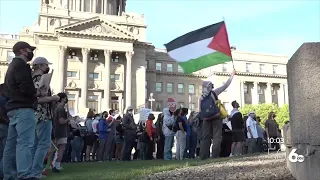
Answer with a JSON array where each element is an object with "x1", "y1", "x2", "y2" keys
[
  {"x1": 71, "y1": 136, "x2": 84, "y2": 162},
  {"x1": 0, "y1": 124, "x2": 8, "y2": 178},
  {"x1": 164, "y1": 136, "x2": 174, "y2": 160},
  {"x1": 31, "y1": 120, "x2": 52, "y2": 178},
  {"x1": 3, "y1": 108, "x2": 36, "y2": 180}
]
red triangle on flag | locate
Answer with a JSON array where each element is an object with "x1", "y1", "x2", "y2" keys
[{"x1": 207, "y1": 22, "x2": 232, "y2": 57}]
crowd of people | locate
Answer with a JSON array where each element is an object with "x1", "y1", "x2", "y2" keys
[{"x1": 0, "y1": 41, "x2": 285, "y2": 180}]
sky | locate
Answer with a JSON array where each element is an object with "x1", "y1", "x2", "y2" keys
[{"x1": 0, "y1": 0, "x2": 319, "y2": 57}]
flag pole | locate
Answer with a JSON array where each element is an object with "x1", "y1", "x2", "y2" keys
[{"x1": 222, "y1": 17, "x2": 236, "y2": 71}]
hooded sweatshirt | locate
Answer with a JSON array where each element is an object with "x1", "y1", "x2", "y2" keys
[
  {"x1": 162, "y1": 108, "x2": 175, "y2": 136},
  {"x1": 122, "y1": 106, "x2": 137, "y2": 135}
]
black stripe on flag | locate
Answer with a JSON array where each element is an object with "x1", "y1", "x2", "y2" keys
[{"x1": 164, "y1": 21, "x2": 224, "y2": 52}]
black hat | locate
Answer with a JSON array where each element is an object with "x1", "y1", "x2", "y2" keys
[{"x1": 12, "y1": 41, "x2": 36, "y2": 54}]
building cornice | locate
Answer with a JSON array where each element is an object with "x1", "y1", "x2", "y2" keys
[
  {"x1": 0, "y1": 62, "x2": 9, "y2": 66},
  {"x1": 214, "y1": 72, "x2": 287, "y2": 78},
  {"x1": 146, "y1": 70, "x2": 207, "y2": 78},
  {"x1": 57, "y1": 31, "x2": 136, "y2": 43}
]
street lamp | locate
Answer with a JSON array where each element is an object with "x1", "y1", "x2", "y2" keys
[{"x1": 148, "y1": 93, "x2": 155, "y2": 110}]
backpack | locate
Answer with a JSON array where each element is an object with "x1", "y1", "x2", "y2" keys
[
  {"x1": 200, "y1": 92, "x2": 220, "y2": 120},
  {"x1": 172, "y1": 117, "x2": 179, "y2": 133}
]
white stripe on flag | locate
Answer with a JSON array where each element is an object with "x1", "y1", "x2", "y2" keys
[{"x1": 167, "y1": 37, "x2": 216, "y2": 62}]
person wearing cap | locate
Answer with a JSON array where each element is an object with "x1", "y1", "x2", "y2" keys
[
  {"x1": 199, "y1": 70, "x2": 235, "y2": 160},
  {"x1": 246, "y1": 112, "x2": 258, "y2": 153},
  {"x1": 2, "y1": 41, "x2": 48, "y2": 180},
  {"x1": 30, "y1": 57, "x2": 60, "y2": 178}
]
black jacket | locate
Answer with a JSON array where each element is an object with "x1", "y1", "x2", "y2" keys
[{"x1": 3, "y1": 57, "x2": 37, "y2": 111}]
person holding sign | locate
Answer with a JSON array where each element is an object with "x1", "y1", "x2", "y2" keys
[{"x1": 30, "y1": 57, "x2": 60, "y2": 178}]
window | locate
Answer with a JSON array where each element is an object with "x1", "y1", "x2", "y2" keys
[
  {"x1": 89, "y1": 73, "x2": 99, "y2": 79},
  {"x1": 156, "y1": 62, "x2": 162, "y2": 71},
  {"x1": 167, "y1": 83, "x2": 173, "y2": 93},
  {"x1": 259, "y1": 64, "x2": 265, "y2": 73},
  {"x1": 110, "y1": 74, "x2": 120, "y2": 81},
  {"x1": 87, "y1": 95, "x2": 99, "y2": 111},
  {"x1": 222, "y1": 64, "x2": 227, "y2": 72},
  {"x1": 272, "y1": 65, "x2": 278, "y2": 74},
  {"x1": 271, "y1": 85, "x2": 276, "y2": 95},
  {"x1": 61, "y1": 0, "x2": 68, "y2": 8},
  {"x1": 166, "y1": 64, "x2": 173, "y2": 72},
  {"x1": 6, "y1": 51, "x2": 14, "y2": 63},
  {"x1": 189, "y1": 103, "x2": 195, "y2": 111},
  {"x1": 188, "y1": 84, "x2": 195, "y2": 94},
  {"x1": 68, "y1": 49, "x2": 77, "y2": 59},
  {"x1": 155, "y1": 102, "x2": 162, "y2": 111},
  {"x1": 258, "y1": 84, "x2": 263, "y2": 94},
  {"x1": 178, "y1": 83, "x2": 184, "y2": 94},
  {"x1": 179, "y1": 102, "x2": 184, "y2": 108},
  {"x1": 246, "y1": 63, "x2": 251, "y2": 72},
  {"x1": 111, "y1": 52, "x2": 119, "y2": 62},
  {"x1": 67, "y1": 94, "x2": 76, "y2": 109},
  {"x1": 67, "y1": 71, "x2": 77, "y2": 77},
  {"x1": 90, "y1": 51, "x2": 99, "y2": 61},
  {"x1": 178, "y1": 65, "x2": 184, "y2": 73},
  {"x1": 145, "y1": 60, "x2": 149, "y2": 69},
  {"x1": 244, "y1": 83, "x2": 248, "y2": 94},
  {"x1": 156, "y1": 82, "x2": 162, "y2": 92},
  {"x1": 84, "y1": 0, "x2": 91, "y2": 12}
]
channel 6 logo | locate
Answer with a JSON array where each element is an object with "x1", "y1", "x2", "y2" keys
[{"x1": 288, "y1": 148, "x2": 305, "y2": 163}]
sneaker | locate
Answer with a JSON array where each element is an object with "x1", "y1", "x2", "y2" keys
[
  {"x1": 52, "y1": 167, "x2": 60, "y2": 173},
  {"x1": 229, "y1": 153, "x2": 233, "y2": 157},
  {"x1": 56, "y1": 167, "x2": 63, "y2": 170}
]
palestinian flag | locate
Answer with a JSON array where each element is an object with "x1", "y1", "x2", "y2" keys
[{"x1": 164, "y1": 21, "x2": 232, "y2": 74}]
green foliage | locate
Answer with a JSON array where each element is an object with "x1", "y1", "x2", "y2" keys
[{"x1": 239, "y1": 103, "x2": 289, "y2": 129}]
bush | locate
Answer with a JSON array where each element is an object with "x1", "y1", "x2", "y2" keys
[{"x1": 239, "y1": 103, "x2": 289, "y2": 129}]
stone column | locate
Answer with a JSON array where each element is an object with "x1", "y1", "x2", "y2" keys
[
  {"x1": 240, "y1": 81, "x2": 245, "y2": 107},
  {"x1": 92, "y1": 0, "x2": 96, "y2": 13},
  {"x1": 136, "y1": 65, "x2": 146, "y2": 108},
  {"x1": 118, "y1": 93, "x2": 123, "y2": 114},
  {"x1": 103, "y1": 0, "x2": 107, "y2": 14},
  {"x1": 58, "y1": 46, "x2": 66, "y2": 93},
  {"x1": 252, "y1": 82, "x2": 259, "y2": 105},
  {"x1": 104, "y1": 50, "x2": 112, "y2": 111},
  {"x1": 125, "y1": 51, "x2": 133, "y2": 108},
  {"x1": 284, "y1": 83, "x2": 289, "y2": 104},
  {"x1": 81, "y1": 48, "x2": 89, "y2": 109},
  {"x1": 265, "y1": 83, "x2": 273, "y2": 104},
  {"x1": 80, "y1": 0, "x2": 84, "y2": 11},
  {"x1": 278, "y1": 83, "x2": 285, "y2": 107}
]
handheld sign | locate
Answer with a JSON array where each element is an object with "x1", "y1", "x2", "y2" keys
[{"x1": 167, "y1": 98, "x2": 176, "y2": 113}]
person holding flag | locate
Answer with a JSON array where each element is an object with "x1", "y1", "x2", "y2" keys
[{"x1": 165, "y1": 21, "x2": 236, "y2": 159}]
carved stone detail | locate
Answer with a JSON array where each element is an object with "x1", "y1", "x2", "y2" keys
[
  {"x1": 80, "y1": 24, "x2": 115, "y2": 35},
  {"x1": 104, "y1": 50, "x2": 112, "y2": 57},
  {"x1": 125, "y1": 51, "x2": 134, "y2": 59},
  {"x1": 59, "y1": 46, "x2": 66, "y2": 52},
  {"x1": 88, "y1": 82, "x2": 99, "y2": 89},
  {"x1": 67, "y1": 81, "x2": 77, "y2": 88},
  {"x1": 81, "y1": 48, "x2": 89, "y2": 55},
  {"x1": 111, "y1": 82, "x2": 120, "y2": 90}
]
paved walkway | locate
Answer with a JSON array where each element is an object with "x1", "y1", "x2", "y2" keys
[{"x1": 143, "y1": 153, "x2": 295, "y2": 180}]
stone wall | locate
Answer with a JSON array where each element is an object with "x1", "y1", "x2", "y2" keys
[{"x1": 286, "y1": 42, "x2": 320, "y2": 180}]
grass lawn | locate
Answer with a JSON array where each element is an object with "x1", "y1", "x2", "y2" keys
[{"x1": 45, "y1": 157, "x2": 237, "y2": 180}]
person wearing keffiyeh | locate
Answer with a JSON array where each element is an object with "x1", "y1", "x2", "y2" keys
[{"x1": 199, "y1": 70, "x2": 236, "y2": 160}]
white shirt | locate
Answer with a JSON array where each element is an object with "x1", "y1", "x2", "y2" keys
[
  {"x1": 246, "y1": 117, "x2": 258, "y2": 138},
  {"x1": 92, "y1": 119, "x2": 99, "y2": 133}
]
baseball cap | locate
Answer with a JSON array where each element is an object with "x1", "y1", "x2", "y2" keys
[
  {"x1": 32, "y1": 57, "x2": 52, "y2": 65},
  {"x1": 12, "y1": 41, "x2": 36, "y2": 54}
]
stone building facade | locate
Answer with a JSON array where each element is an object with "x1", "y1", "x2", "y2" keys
[{"x1": 0, "y1": 0, "x2": 288, "y2": 114}]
